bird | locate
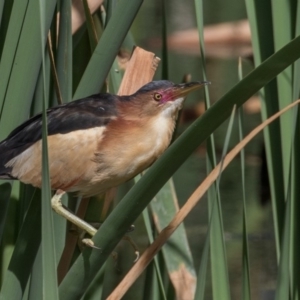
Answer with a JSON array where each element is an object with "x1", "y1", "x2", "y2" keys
[{"x1": 0, "y1": 80, "x2": 209, "y2": 244}]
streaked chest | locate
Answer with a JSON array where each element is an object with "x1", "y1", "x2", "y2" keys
[
  {"x1": 95, "y1": 114, "x2": 175, "y2": 181},
  {"x1": 130, "y1": 114, "x2": 175, "y2": 169}
]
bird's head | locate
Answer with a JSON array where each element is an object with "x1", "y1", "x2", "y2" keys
[{"x1": 119, "y1": 80, "x2": 210, "y2": 119}]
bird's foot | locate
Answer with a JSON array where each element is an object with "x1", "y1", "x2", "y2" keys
[
  {"x1": 82, "y1": 238, "x2": 101, "y2": 250},
  {"x1": 70, "y1": 218, "x2": 138, "y2": 261},
  {"x1": 122, "y1": 235, "x2": 140, "y2": 262},
  {"x1": 127, "y1": 224, "x2": 135, "y2": 233}
]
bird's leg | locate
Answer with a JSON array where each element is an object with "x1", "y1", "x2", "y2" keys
[
  {"x1": 52, "y1": 190, "x2": 139, "y2": 259},
  {"x1": 51, "y1": 190, "x2": 98, "y2": 248}
]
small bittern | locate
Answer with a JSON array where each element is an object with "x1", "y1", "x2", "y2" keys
[{"x1": 0, "y1": 80, "x2": 208, "y2": 245}]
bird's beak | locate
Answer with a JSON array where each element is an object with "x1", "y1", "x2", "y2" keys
[{"x1": 170, "y1": 81, "x2": 210, "y2": 100}]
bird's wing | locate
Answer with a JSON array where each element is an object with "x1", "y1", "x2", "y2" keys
[{"x1": 0, "y1": 94, "x2": 118, "y2": 178}]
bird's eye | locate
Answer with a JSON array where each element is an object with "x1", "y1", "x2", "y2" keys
[{"x1": 154, "y1": 93, "x2": 162, "y2": 101}]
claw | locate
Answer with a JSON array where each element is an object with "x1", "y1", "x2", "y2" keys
[
  {"x1": 122, "y1": 235, "x2": 140, "y2": 262},
  {"x1": 82, "y1": 238, "x2": 101, "y2": 250},
  {"x1": 127, "y1": 224, "x2": 135, "y2": 232},
  {"x1": 133, "y1": 251, "x2": 140, "y2": 263}
]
